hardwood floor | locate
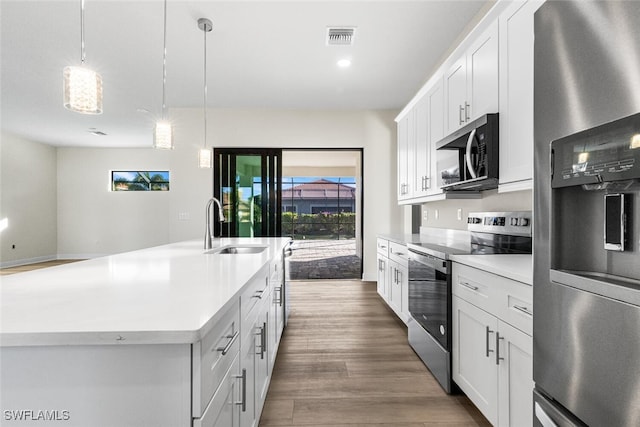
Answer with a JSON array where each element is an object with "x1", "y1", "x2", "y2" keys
[
  {"x1": 260, "y1": 280, "x2": 490, "y2": 426},
  {"x1": 0, "y1": 259, "x2": 83, "y2": 276}
]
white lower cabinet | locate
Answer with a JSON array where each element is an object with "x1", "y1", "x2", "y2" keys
[
  {"x1": 377, "y1": 255, "x2": 388, "y2": 298},
  {"x1": 452, "y1": 263, "x2": 533, "y2": 427},
  {"x1": 196, "y1": 354, "x2": 241, "y2": 427},
  {"x1": 376, "y1": 238, "x2": 410, "y2": 324},
  {"x1": 388, "y1": 259, "x2": 409, "y2": 322}
]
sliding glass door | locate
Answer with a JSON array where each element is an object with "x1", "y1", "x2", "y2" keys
[{"x1": 214, "y1": 148, "x2": 282, "y2": 237}]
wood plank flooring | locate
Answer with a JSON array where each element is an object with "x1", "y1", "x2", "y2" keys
[
  {"x1": 260, "y1": 280, "x2": 491, "y2": 427},
  {"x1": 0, "y1": 260, "x2": 83, "y2": 276}
]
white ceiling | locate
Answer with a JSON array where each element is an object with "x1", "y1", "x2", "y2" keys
[{"x1": 0, "y1": 0, "x2": 490, "y2": 148}]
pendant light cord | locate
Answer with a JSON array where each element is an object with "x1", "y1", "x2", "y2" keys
[
  {"x1": 80, "y1": 0, "x2": 86, "y2": 65},
  {"x1": 161, "y1": 0, "x2": 168, "y2": 120},
  {"x1": 203, "y1": 23, "x2": 208, "y2": 150}
]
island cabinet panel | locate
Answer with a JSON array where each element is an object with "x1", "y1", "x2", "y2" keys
[
  {"x1": 0, "y1": 344, "x2": 192, "y2": 427},
  {"x1": 195, "y1": 353, "x2": 241, "y2": 427},
  {"x1": 192, "y1": 298, "x2": 241, "y2": 418}
]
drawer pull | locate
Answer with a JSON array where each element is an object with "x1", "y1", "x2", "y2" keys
[
  {"x1": 513, "y1": 305, "x2": 533, "y2": 316},
  {"x1": 460, "y1": 281, "x2": 479, "y2": 291},
  {"x1": 216, "y1": 331, "x2": 239, "y2": 355},
  {"x1": 234, "y1": 368, "x2": 247, "y2": 412}
]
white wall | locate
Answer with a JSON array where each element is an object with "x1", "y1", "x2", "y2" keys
[
  {"x1": 0, "y1": 132, "x2": 57, "y2": 266},
  {"x1": 54, "y1": 108, "x2": 402, "y2": 280},
  {"x1": 420, "y1": 189, "x2": 532, "y2": 230},
  {"x1": 56, "y1": 148, "x2": 174, "y2": 258}
]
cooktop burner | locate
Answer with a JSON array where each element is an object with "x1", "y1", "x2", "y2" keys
[{"x1": 408, "y1": 211, "x2": 533, "y2": 259}]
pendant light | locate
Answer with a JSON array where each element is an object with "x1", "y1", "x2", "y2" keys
[
  {"x1": 198, "y1": 18, "x2": 213, "y2": 168},
  {"x1": 153, "y1": 0, "x2": 173, "y2": 149},
  {"x1": 64, "y1": 0, "x2": 103, "y2": 114}
]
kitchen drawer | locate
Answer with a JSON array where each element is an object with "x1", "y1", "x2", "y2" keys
[
  {"x1": 192, "y1": 298, "x2": 241, "y2": 417},
  {"x1": 194, "y1": 352, "x2": 240, "y2": 427},
  {"x1": 388, "y1": 241, "x2": 408, "y2": 266},
  {"x1": 241, "y1": 266, "x2": 269, "y2": 321},
  {"x1": 453, "y1": 263, "x2": 532, "y2": 336},
  {"x1": 377, "y1": 238, "x2": 389, "y2": 258}
]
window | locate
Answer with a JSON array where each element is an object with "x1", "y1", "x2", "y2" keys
[
  {"x1": 112, "y1": 171, "x2": 170, "y2": 191},
  {"x1": 283, "y1": 205, "x2": 297, "y2": 213}
]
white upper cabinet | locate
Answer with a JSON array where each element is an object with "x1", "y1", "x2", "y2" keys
[
  {"x1": 445, "y1": 21, "x2": 499, "y2": 135},
  {"x1": 498, "y1": 0, "x2": 544, "y2": 191},
  {"x1": 427, "y1": 78, "x2": 446, "y2": 195},
  {"x1": 413, "y1": 96, "x2": 430, "y2": 198},
  {"x1": 397, "y1": 113, "x2": 413, "y2": 201}
]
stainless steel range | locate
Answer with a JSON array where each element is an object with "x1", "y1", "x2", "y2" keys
[{"x1": 406, "y1": 211, "x2": 532, "y2": 393}]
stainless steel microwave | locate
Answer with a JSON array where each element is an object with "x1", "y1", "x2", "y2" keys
[{"x1": 436, "y1": 113, "x2": 499, "y2": 191}]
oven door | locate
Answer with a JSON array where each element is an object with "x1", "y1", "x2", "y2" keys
[{"x1": 408, "y1": 250, "x2": 451, "y2": 350}]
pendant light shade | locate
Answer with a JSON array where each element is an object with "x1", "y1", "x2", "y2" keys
[
  {"x1": 64, "y1": 65, "x2": 103, "y2": 114},
  {"x1": 64, "y1": 0, "x2": 102, "y2": 115},
  {"x1": 198, "y1": 17, "x2": 213, "y2": 168},
  {"x1": 198, "y1": 148, "x2": 213, "y2": 168},
  {"x1": 154, "y1": 121, "x2": 173, "y2": 150},
  {"x1": 153, "y1": 0, "x2": 173, "y2": 149}
]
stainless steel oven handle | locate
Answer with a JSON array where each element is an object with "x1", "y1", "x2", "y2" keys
[
  {"x1": 485, "y1": 326, "x2": 494, "y2": 357},
  {"x1": 460, "y1": 281, "x2": 479, "y2": 291},
  {"x1": 513, "y1": 305, "x2": 533, "y2": 316}
]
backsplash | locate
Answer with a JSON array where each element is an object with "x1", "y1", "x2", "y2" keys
[{"x1": 419, "y1": 189, "x2": 532, "y2": 230}]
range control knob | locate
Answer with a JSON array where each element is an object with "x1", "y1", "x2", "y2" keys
[{"x1": 520, "y1": 218, "x2": 530, "y2": 226}]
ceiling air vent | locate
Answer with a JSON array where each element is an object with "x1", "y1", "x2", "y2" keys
[{"x1": 326, "y1": 27, "x2": 356, "y2": 46}]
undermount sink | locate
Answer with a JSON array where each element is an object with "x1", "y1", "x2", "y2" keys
[{"x1": 205, "y1": 245, "x2": 268, "y2": 255}]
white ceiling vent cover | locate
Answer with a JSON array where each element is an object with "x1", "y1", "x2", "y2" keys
[{"x1": 327, "y1": 27, "x2": 356, "y2": 46}]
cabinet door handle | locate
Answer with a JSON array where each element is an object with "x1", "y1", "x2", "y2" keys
[
  {"x1": 252, "y1": 290, "x2": 264, "y2": 299},
  {"x1": 397, "y1": 270, "x2": 402, "y2": 283},
  {"x1": 460, "y1": 281, "x2": 479, "y2": 291},
  {"x1": 464, "y1": 102, "x2": 470, "y2": 121},
  {"x1": 234, "y1": 368, "x2": 247, "y2": 412},
  {"x1": 513, "y1": 305, "x2": 533, "y2": 316},
  {"x1": 496, "y1": 332, "x2": 504, "y2": 365},
  {"x1": 262, "y1": 322, "x2": 267, "y2": 359},
  {"x1": 485, "y1": 326, "x2": 494, "y2": 357},
  {"x1": 424, "y1": 176, "x2": 429, "y2": 190},
  {"x1": 274, "y1": 286, "x2": 282, "y2": 305},
  {"x1": 255, "y1": 324, "x2": 266, "y2": 359},
  {"x1": 216, "y1": 330, "x2": 239, "y2": 356},
  {"x1": 459, "y1": 105, "x2": 465, "y2": 125}
]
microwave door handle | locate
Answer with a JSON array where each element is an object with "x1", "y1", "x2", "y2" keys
[{"x1": 465, "y1": 128, "x2": 478, "y2": 179}]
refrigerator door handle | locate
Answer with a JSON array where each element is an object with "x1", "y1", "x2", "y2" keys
[{"x1": 535, "y1": 402, "x2": 559, "y2": 427}]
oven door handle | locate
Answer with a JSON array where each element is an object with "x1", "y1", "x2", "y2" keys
[{"x1": 408, "y1": 250, "x2": 448, "y2": 274}]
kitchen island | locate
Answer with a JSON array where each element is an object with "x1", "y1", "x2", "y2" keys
[{"x1": 0, "y1": 237, "x2": 291, "y2": 427}]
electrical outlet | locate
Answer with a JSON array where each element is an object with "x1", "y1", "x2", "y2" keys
[
  {"x1": 457, "y1": 208, "x2": 463, "y2": 221},
  {"x1": 423, "y1": 210, "x2": 428, "y2": 221},
  {"x1": 11, "y1": 244, "x2": 16, "y2": 249},
  {"x1": 435, "y1": 209, "x2": 439, "y2": 220}
]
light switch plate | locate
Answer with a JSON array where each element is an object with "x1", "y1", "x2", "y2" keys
[
  {"x1": 457, "y1": 208, "x2": 462, "y2": 221},
  {"x1": 423, "y1": 210, "x2": 428, "y2": 221}
]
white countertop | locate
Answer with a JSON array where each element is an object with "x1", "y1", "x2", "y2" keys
[
  {"x1": 0, "y1": 238, "x2": 290, "y2": 347},
  {"x1": 450, "y1": 254, "x2": 533, "y2": 285}
]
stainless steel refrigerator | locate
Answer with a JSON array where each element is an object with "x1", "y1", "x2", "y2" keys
[{"x1": 533, "y1": 2, "x2": 640, "y2": 426}]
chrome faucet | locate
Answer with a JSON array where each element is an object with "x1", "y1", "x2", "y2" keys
[{"x1": 204, "y1": 197, "x2": 226, "y2": 249}]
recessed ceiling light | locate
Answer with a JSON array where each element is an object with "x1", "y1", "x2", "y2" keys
[
  {"x1": 88, "y1": 130, "x2": 107, "y2": 136},
  {"x1": 337, "y1": 59, "x2": 352, "y2": 68}
]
